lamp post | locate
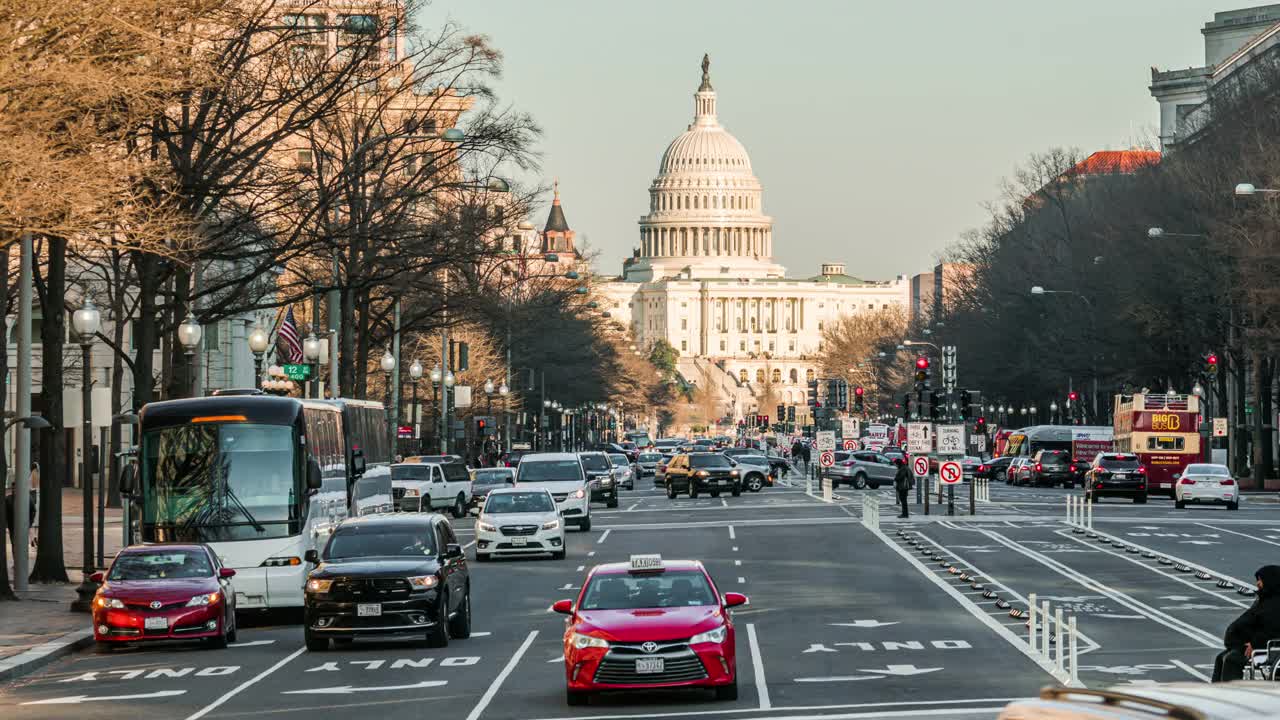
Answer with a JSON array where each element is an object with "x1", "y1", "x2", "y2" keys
[
  {"x1": 303, "y1": 332, "x2": 322, "y2": 398},
  {"x1": 70, "y1": 298, "x2": 101, "y2": 612},
  {"x1": 409, "y1": 360, "x2": 423, "y2": 453},
  {"x1": 430, "y1": 364, "x2": 442, "y2": 452},
  {"x1": 484, "y1": 378, "x2": 495, "y2": 418},
  {"x1": 1050, "y1": 401, "x2": 1059, "y2": 424},
  {"x1": 177, "y1": 313, "x2": 202, "y2": 397},
  {"x1": 1030, "y1": 286, "x2": 1098, "y2": 419},
  {"x1": 248, "y1": 324, "x2": 269, "y2": 389},
  {"x1": 498, "y1": 383, "x2": 510, "y2": 452},
  {"x1": 380, "y1": 349, "x2": 396, "y2": 454}
]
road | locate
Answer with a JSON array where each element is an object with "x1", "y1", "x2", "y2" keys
[{"x1": 2, "y1": 479, "x2": 1276, "y2": 720}]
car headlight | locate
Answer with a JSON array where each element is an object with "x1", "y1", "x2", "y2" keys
[
  {"x1": 186, "y1": 592, "x2": 221, "y2": 607},
  {"x1": 306, "y1": 579, "x2": 333, "y2": 594},
  {"x1": 729, "y1": 470, "x2": 739, "y2": 477},
  {"x1": 402, "y1": 488, "x2": 420, "y2": 497},
  {"x1": 95, "y1": 595, "x2": 125, "y2": 609},
  {"x1": 690, "y1": 624, "x2": 727, "y2": 644},
  {"x1": 695, "y1": 470, "x2": 709, "y2": 477},
  {"x1": 574, "y1": 488, "x2": 586, "y2": 499},
  {"x1": 601, "y1": 477, "x2": 613, "y2": 486},
  {"x1": 407, "y1": 575, "x2": 439, "y2": 589},
  {"x1": 571, "y1": 632, "x2": 609, "y2": 649},
  {"x1": 478, "y1": 521, "x2": 497, "y2": 532},
  {"x1": 542, "y1": 519, "x2": 560, "y2": 530}
]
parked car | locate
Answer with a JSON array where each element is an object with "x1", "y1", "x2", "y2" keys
[
  {"x1": 391, "y1": 460, "x2": 472, "y2": 517},
  {"x1": 469, "y1": 467, "x2": 515, "y2": 513},
  {"x1": 1175, "y1": 463, "x2": 1238, "y2": 510},
  {"x1": 302, "y1": 513, "x2": 470, "y2": 650},
  {"x1": 475, "y1": 487, "x2": 566, "y2": 560},
  {"x1": 91, "y1": 543, "x2": 237, "y2": 651},
  {"x1": 607, "y1": 452, "x2": 635, "y2": 490},
  {"x1": 1030, "y1": 449, "x2": 1076, "y2": 487},
  {"x1": 578, "y1": 451, "x2": 619, "y2": 508},
  {"x1": 959, "y1": 456, "x2": 983, "y2": 482},
  {"x1": 664, "y1": 452, "x2": 740, "y2": 498},
  {"x1": 1084, "y1": 452, "x2": 1148, "y2": 504},
  {"x1": 828, "y1": 451, "x2": 898, "y2": 489}
]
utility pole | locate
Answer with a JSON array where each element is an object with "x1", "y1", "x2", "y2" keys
[{"x1": 14, "y1": 232, "x2": 32, "y2": 591}]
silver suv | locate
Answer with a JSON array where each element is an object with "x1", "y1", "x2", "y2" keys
[{"x1": 828, "y1": 450, "x2": 898, "y2": 489}]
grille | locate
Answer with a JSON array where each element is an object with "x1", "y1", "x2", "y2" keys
[
  {"x1": 496, "y1": 541, "x2": 544, "y2": 549},
  {"x1": 330, "y1": 578, "x2": 412, "y2": 601},
  {"x1": 552, "y1": 493, "x2": 569, "y2": 502},
  {"x1": 500, "y1": 525, "x2": 538, "y2": 537},
  {"x1": 392, "y1": 487, "x2": 407, "y2": 501},
  {"x1": 124, "y1": 599, "x2": 186, "y2": 611},
  {"x1": 593, "y1": 646, "x2": 707, "y2": 685}
]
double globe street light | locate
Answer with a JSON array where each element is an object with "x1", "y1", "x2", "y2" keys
[{"x1": 69, "y1": 297, "x2": 102, "y2": 612}]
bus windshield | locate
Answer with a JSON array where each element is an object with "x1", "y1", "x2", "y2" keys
[{"x1": 141, "y1": 423, "x2": 302, "y2": 542}]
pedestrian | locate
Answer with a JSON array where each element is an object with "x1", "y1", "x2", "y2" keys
[
  {"x1": 801, "y1": 443, "x2": 811, "y2": 473},
  {"x1": 893, "y1": 458, "x2": 913, "y2": 518},
  {"x1": 1212, "y1": 565, "x2": 1280, "y2": 681}
]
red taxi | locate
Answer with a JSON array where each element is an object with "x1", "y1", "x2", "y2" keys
[
  {"x1": 552, "y1": 555, "x2": 747, "y2": 706},
  {"x1": 91, "y1": 544, "x2": 238, "y2": 650}
]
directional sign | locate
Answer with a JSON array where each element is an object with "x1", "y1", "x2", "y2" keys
[
  {"x1": 841, "y1": 417, "x2": 859, "y2": 439},
  {"x1": 815, "y1": 431, "x2": 836, "y2": 453},
  {"x1": 939, "y1": 461, "x2": 962, "y2": 485},
  {"x1": 937, "y1": 425, "x2": 965, "y2": 456},
  {"x1": 912, "y1": 456, "x2": 930, "y2": 478},
  {"x1": 819, "y1": 450, "x2": 836, "y2": 468},
  {"x1": 907, "y1": 423, "x2": 932, "y2": 454},
  {"x1": 842, "y1": 439, "x2": 857, "y2": 450}
]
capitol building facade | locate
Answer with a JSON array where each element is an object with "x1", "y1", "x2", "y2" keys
[{"x1": 596, "y1": 57, "x2": 910, "y2": 417}]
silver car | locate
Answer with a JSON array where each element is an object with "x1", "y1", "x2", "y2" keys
[
  {"x1": 636, "y1": 452, "x2": 663, "y2": 478},
  {"x1": 607, "y1": 453, "x2": 634, "y2": 490},
  {"x1": 828, "y1": 450, "x2": 898, "y2": 489}
]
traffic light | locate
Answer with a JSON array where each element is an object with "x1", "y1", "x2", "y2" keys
[
  {"x1": 1206, "y1": 353, "x2": 1219, "y2": 376},
  {"x1": 976, "y1": 416, "x2": 987, "y2": 433},
  {"x1": 1068, "y1": 391, "x2": 1079, "y2": 402},
  {"x1": 902, "y1": 394, "x2": 913, "y2": 420},
  {"x1": 807, "y1": 380, "x2": 819, "y2": 409},
  {"x1": 854, "y1": 386, "x2": 864, "y2": 413},
  {"x1": 837, "y1": 380, "x2": 848, "y2": 411},
  {"x1": 960, "y1": 390, "x2": 972, "y2": 419},
  {"x1": 929, "y1": 390, "x2": 942, "y2": 420},
  {"x1": 787, "y1": 405, "x2": 796, "y2": 422},
  {"x1": 475, "y1": 417, "x2": 492, "y2": 436},
  {"x1": 777, "y1": 404, "x2": 785, "y2": 422},
  {"x1": 914, "y1": 356, "x2": 930, "y2": 390}
]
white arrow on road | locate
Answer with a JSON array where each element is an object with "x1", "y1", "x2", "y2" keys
[
  {"x1": 795, "y1": 675, "x2": 885, "y2": 682},
  {"x1": 1179, "y1": 540, "x2": 1219, "y2": 545},
  {"x1": 282, "y1": 680, "x2": 448, "y2": 695},
  {"x1": 22, "y1": 690, "x2": 187, "y2": 705},
  {"x1": 830, "y1": 620, "x2": 899, "y2": 628},
  {"x1": 1158, "y1": 595, "x2": 1194, "y2": 601},
  {"x1": 857, "y1": 665, "x2": 942, "y2": 676}
]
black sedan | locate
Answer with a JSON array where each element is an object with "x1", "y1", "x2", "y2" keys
[
  {"x1": 978, "y1": 456, "x2": 1014, "y2": 480},
  {"x1": 664, "y1": 452, "x2": 741, "y2": 498},
  {"x1": 303, "y1": 514, "x2": 471, "y2": 650}
]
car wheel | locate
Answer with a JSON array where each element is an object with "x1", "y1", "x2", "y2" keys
[
  {"x1": 689, "y1": 486, "x2": 699, "y2": 499},
  {"x1": 715, "y1": 681, "x2": 739, "y2": 701},
  {"x1": 421, "y1": 495, "x2": 431, "y2": 513},
  {"x1": 1175, "y1": 499, "x2": 1186, "y2": 509},
  {"x1": 666, "y1": 482, "x2": 677, "y2": 499},
  {"x1": 566, "y1": 689, "x2": 590, "y2": 706},
  {"x1": 1228, "y1": 501, "x2": 1239, "y2": 511},
  {"x1": 226, "y1": 614, "x2": 238, "y2": 644},
  {"x1": 304, "y1": 625, "x2": 329, "y2": 652},
  {"x1": 447, "y1": 588, "x2": 471, "y2": 639},
  {"x1": 451, "y1": 495, "x2": 467, "y2": 519},
  {"x1": 425, "y1": 594, "x2": 450, "y2": 648},
  {"x1": 579, "y1": 516, "x2": 592, "y2": 532},
  {"x1": 853, "y1": 473, "x2": 867, "y2": 490},
  {"x1": 1134, "y1": 494, "x2": 1147, "y2": 504},
  {"x1": 606, "y1": 496, "x2": 618, "y2": 509},
  {"x1": 552, "y1": 549, "x2": 566, "y2": 560},
  {"x1": 747, "y1": 476, "x2": 764, "y2": 492}
]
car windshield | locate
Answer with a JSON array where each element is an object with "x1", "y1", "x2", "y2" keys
[
  {"x1": 324, "y1": 525, "x2": 435, "y2": 560},
  {"x1": 580, "y1": 570, "x2": 718, "y2": 610},
  {"x1": 108, "y1": 549, "x2": 213, "y2": 581},
  {"x1": 608, "y1": 455, "x2": 629, "y2": 467},
  {"x1": 517, "y1": 460, "x2": 583, "y2": 483},
  {"x1": 393, "y1": 465, "x2": 433, "y2": 481},
  {"x1": 689, "y1": 454, "x2": 728, "y2": 468},
  {"x1": 472, "y1": 469, "x2": 513, "y2": 486},
  {"x1": 1100, "y1": 457, "x2": 1141, "y2": 470},
  {"x1": 736, "y1": 455, "x2": 767, "y2": 466},
  {"x1": 485, "y1": 491, "x2": 555, "y2": 514},
  {"x1": 1185, "y1": 464, "x2": 1231, "y2": 477},
  {"x1": 638, "y1": 453, "x2": 662, "y2": 462},
  {"x1": 580, "y1": 454, "x2": 610, "y2": 471}
]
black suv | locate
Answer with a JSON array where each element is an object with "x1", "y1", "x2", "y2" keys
[
  {"x1": 1030, "y1": 450, "x2": 1076, "y2": 487},
  {"x1": 577, "y1": 451, "x2": 618, "y2": 508},
  {"x1": 1084, "y1": 453, "x2": 1148, "y2": 504},
  {"x1": 303, "y1": 514, "x2": 470, "y2": 650},
  {"x1": 664, "y1": 452, "x2": 740, "y2": 498}
]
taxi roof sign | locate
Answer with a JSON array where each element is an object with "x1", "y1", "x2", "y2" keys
[{"x1": 629, "y1": 554, "x2": 664, "y2": 572}]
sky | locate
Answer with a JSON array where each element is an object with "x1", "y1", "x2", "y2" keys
[{"x1": 422, "y1": 0, "x2": 1231, "y2": 281}]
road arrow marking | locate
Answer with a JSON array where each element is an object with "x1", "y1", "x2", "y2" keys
[
  {"x1": 229, "y1": 640, "x2": 276, "y2": 648},
  {"x1": 282, "y1": 680, "x2": 448, "y2": 695},
  {"x1": 857, "y1": 665, "x2": 942, "y2": 676},
  {"x1": 23, "y1": 690, "x2": 187, "y2": 705},
  {"x1": 1179, "y1": 540, "x2": 1219, "y2": 545},
  {"x1": 795, "y1": 675, "x2": 885, "y2": 682},
  {"x1": 830, "y1": 620, "x2": 900, "y2": 628},
  {"x1": 1097, "y1": 614, "x2": 1146, "y2": 619}
]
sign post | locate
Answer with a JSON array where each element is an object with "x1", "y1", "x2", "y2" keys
[
  {"x1": 939, "y1": 460, "x2": 962, "y2": 516},
  {"x1": 815, "y1": 431, "x2": 835, "y2": 496},
  {"x1": 907, "y1": 423, "x2": 932, "y2": 505}
]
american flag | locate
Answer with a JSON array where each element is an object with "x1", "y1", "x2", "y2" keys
[{"x1": 277, "y1": 307, "x2": 303, "y2": 363}]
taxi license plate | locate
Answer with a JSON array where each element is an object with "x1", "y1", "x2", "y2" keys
[
  {"x1": 511, "y1": 537, "x2": 528, "y2": 547},
  {"x1": 636, "y1": 657, "x2": 664, "y2": 674},
  {"x1": 144, "y1": 617, "x2": 168, "y2": 630},
  {"x1": 357, "y1": 603, "x2": 382, "y2": 617}
]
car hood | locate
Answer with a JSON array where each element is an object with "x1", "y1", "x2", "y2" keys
[
  {"x1": 575, "y1": 605, "x2": 725, "y2": 643},
  {"x1": 311, "y1": 558, "x2": 439, "y2": 578},
  {"x1": 517, "y1": 480, "x2": 585, "y2": 491},
  {"x1": 481, "y1": 511, "x2": 556, "y2": 526},
  {"x1": 102, "y1": 577, "x2": 219, "y2": 603}
]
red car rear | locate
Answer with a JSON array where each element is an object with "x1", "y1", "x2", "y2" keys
[
  {"x1": 553, "y1": 556, "x2": 747, "y2": 705},
  {"x1": 92, "y1": 543, "x2": 237, "y2": 650}
]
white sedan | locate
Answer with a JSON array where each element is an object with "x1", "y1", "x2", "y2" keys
[
  {"x1": 475, "y1": 487, "x2": 567, "y2": 560},
  {"x1": 1174, "y1": 463, "x2": 1239, "y2": 511}
]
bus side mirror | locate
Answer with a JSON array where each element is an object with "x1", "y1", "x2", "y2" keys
[
  {"x1": 307, "y1": 459, "x2": 323, "y2": 493},
  {"x1": 352, "y1": 449, "x2": 366, "y2": 477},
  {"x1": 119, "y1": 463, "x2": 137, "y2": 498}
]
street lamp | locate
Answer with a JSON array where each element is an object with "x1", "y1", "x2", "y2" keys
[
  {"x1": 410, "y1": 360, "x2": 423, "y2": 452},
  {"x1": 69, "y1": 297, "x2": 101, "y2": 612},
  {"x1": 1235, "y1": 183, "x2": 1280, "y2": 196},
  {"x1": 381, "y1": 349, "x2": 396, "y2": 453},
  {"x1": 303, "y1": 333, "x2": 321, "y2": 398},
  {"x1": 248, "y1": 324, "x2": 269, "y2": 389},
  {"x1": 177, "y1": 312, "x2": 202, "y2": 397},
  {"x1": 484, "y1": 378, "x2": 495, "y2": 417},
  {"x1": 444, "y1": 371, "x2": 456, "y2": 388},
  {"x1": 430, "y1": 364, "x2": 442, "y2": 453}
]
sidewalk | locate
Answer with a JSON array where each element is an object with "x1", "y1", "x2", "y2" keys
[{"x1": 1, "y1": 488, "x2": 125, "y2": 681}]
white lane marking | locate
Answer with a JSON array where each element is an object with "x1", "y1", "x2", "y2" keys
[
  {"x1": 746, "y1": 623, "x2": 770, "y2": 710},
  {"x1": 1197, "y1": 522, "x2": 1280, "y2": 548},
  {"x1": 283, "y1": 680, "x2": 449, "y2": 695},
  {"x1": 464, "y1": 630, "x2": 537, "y2": 720},
  {"x1": 576, "y1": 565, "x2": 585, "y2": 572},
  {"x1": 735, "y1": 560, "x2": 742, "y2": 566},
  {"x1": 184, "y1": 647, "x2": 305, "y2": 720},
  {"x1": 738, "y1": 577, "x2": 746, "y2": 584},
  {"x1": 795, "y1": 676, "x2": 884, "y2": 683},
  {"x1": 721, "y1": 497, "x2": 728, "y2": 508},
  {"x1": 597, "y1": 529, "x2": 611, "y2": 544},
  {"x1": 561, "y1": 584, "x2": 575, "y2": 590},
  {"x1": 471, "y1": 631, "x2": 492, "y2": 637},
  {"x1": 463, "y1": 540, "x2": 477, "y2": 551},
  {"x1": 626, "y1": 502, "x2": 640, "y2": 511},
  {"x1": 729, "y1": 525, "x2": 736, "y2": 540},
  {"x1": 1171, "y1": 658, "x2": 1211, "y2": 682},
  {"x1": 228, "y1": 640, "x2": 276, "y2": 648},
  {"x1": 733, "y1": 546, "x2": 739, "y2": 552},
  {"x1": 588, "y1": 551, "x2": 596, "y2": 557},
  {"x1": 24, "y1": 690, "x2": 188, "y2": 705}
]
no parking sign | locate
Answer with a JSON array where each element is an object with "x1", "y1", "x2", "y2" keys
[{"x1": 939, "y1": 461, "x2": 963, "y2": 485}]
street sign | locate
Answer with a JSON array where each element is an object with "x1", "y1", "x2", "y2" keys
[
  {"x1": 937, "y1": 425, "x2": 965, "y2": 456},
  {"x1": 819, "y1": 450, "x2": 836, "y2": 468},
  {"x1": 815, "y1": 431, "x2": 836, "y2": 453},
  {"x1": 842, "y1": 438, "x2": 857, "y2": 450},
  {"x1": 907, "y1": 423, "x2": 932, "y2": 454},
  {"x1": 973, "y1": 434, "x2": 987, "y2": 452},
  {"x1": 912, "y1": 456, "x2": 930, "y2": 478},
  {"x1": 397, "y1": 425, "x2": 413, "y2": 439},
  {"x1": 939, "y1": 461, "x2": 963, "y2": 485},
  {"x1": 282, "y1": 363, "x2": 312, "y2": 380},
  {"x1": 1213, "y1": 417, "x2": 1228, "y2": 437},
  {"x1": 841, "y1": 417, "x2": 859, "y2": 439}
]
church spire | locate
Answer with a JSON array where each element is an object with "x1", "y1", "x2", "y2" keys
[
  {"x1": 693, "y1": 54, "x2": 717, "y2": 127},
  {"x1": 543, "y1": 178, "x2": 570, "y2": 233}
]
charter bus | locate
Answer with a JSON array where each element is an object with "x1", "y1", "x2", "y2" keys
[
  {"x1": 123, "y1": 395, "x2": 392, "y2": 610},
  {"x1": 1004, "y1": 425, "x2": 1113, "y2": 461},
  {"x1": 1113, "y1": 392, "x2": 1202, "y2": 496}
]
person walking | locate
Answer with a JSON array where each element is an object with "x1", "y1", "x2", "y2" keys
[
  {"x1": 800, "y1": 443, "x2": 811, "y2": 474},
  {"x1": 1212, "y1": 565, "x2": 1280, "y2": 681},
  {"x1": 893, "y1": 458, "x2": 913, "y2": 518}
]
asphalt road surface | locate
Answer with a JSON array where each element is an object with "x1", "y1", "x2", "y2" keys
[{"x1": 3, "y1": 479, "x2": 1277, "y2": 720}]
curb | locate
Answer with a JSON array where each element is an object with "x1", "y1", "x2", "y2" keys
[{"x1": 0, "y1": 630, "x2": 94, "y2": 684}]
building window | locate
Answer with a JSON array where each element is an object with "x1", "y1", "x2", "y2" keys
[
  {"x1": 817, "y1": 321, "x2": 824, "y2": 331},
  {"x1": 739, "y1": 369, "x2": 748, "y2": 383},
  {"x1": 755, "y1": 369, "x2": 765, "y2": 384},
  {"x1": 867, "y1": 304, "x2": 874, "y2": 309},
  {"x1": 789, "y1": 369, "x2": 798, "y2": 384},
  {"x1": 720, "y1": 340, "x2": 726, "y2": 351},
  {"x1": 739, "y1": 341, "x2": 746, "y2": 351},
  {"x1": 681, "y1": 319, "x2": 687, "y2": 330},
  {"x1": 772, "y1": 369, "x2": 781, "y2": 383},
  {"x1": 768, "y1": 342, "x2": 774, "y2": 352},
  {"x1": 681, "y1": 340, "x2": 687, "y2": 351},
  {"x1": 806, "y1": 369, "x2": 816, "y2": 383}
]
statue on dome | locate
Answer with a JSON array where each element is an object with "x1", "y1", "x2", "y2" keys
[{"x1": 700, "y1": 54, "x2": 712, "y2": 91}]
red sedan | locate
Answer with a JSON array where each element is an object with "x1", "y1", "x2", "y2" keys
[
  {"x1": 92, "y1": 543, "x2": 238, "y2": 650},
  {"x1": 552, "y1": 555, "x2": 747, "y2": 706}
]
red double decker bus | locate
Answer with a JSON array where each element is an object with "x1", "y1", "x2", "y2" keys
[{"x1": 1112, "y1": 392, "x2": 1202, "y2": 496}]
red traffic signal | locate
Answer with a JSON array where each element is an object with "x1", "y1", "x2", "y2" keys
[
  {"x1": 1068, "y1": 391, "x2": 1079, "y2": 401},
  {"x1": 915, "y1": 356, "x2": 930, "y2": 370},
  {"x1": 1206, "y1": 353, "x2": 1218, "y2": 366},
  {"x1": 976, "y1": 417, "x2": 986, "y2": 425},
  {"x1": 854, "y1": 386, "x2": 865, "y2": 397}
]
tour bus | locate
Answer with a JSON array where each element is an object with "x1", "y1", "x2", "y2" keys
[
  {"x1": 1004, "y1": 425, "x2": 1113, "y2": 461},
  {"x1": 625, "y1": 429, "x2": 653, "y2": 448},
  {"x1": 1113, "y1": 392, "x2": 1201, "y2": 496},
  {"x1": 123, "y1": 395, "x2": 392, "y2": 610}
]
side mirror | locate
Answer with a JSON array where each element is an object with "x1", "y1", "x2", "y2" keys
[
  {"x1": 89, "y1": 571, "x2": 105, "y2": 583},
  {"x1": 506, "y1": 477, "x2": 515, "y2": 485},
  {"x1": 304, "y1": 549, "x2": 320, "y2": 565},
  {"x1": 307, "y1": 459, "x2": 322, "y2": 493},
  {"x1": 352, "y1": 449, "x2": 366, "y2": 477},
  {"x1": 445, "y1": 543, "x2": 463, "y2": 559},
  {"x1": 551, "y1": 599, "x2": 574, "y2": 614},
  {"x1": 723, "y1": 592, "x2": 749, "y2": 608},
  {"x1": 119, "y1": 463, "x2": 137, "y2": 497},
  {"x1": 219, "y1": 568, "x2": 236, "y2": 579}
]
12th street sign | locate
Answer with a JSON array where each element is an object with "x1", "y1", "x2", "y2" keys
[{"x1": 283, "y1": 364, "x2": 312, "y2": 381}]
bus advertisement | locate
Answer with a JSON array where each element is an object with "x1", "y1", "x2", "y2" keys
[
  {"x1": 1113, "y1": 392, "x2": 1202, "y2": 496},
  {"x1": 1004, "y1": 425, "x2": 1113, "y2": 460}
]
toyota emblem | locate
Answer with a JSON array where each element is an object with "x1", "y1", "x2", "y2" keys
[
  {"x1": 149, "y1": 600, "x2": 162, "y2": 609},
  {"x1": 641, "y1": 642, "x2": 658, "y2": 654}
]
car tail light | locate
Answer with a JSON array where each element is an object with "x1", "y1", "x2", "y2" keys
[
  {"x1": 1095, "y1": 482, "x2": 1103, "y2": 489},
  {"x1": 1220, "y1": 478, "x2": 1236, "y2": 486},
  {"x1": 978, "y1": 465, "x2": 987, "y2": 472},
  {"x1": 1135, "y1": 467, "x2": 1147, "y2": 475},
  {"x1": 1069, "y1": 464, "x2": 1076, "y2": 472},
  {"x1": 1179, "y1": 478, "x2": 1194, "y2": 485},
  {"x1": 1035, "y1": 463, "x2": 1042, "y2": 472}
]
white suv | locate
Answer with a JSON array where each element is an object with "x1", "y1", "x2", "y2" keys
[
  {"x1": 390, "y1": 457, "x2": 472, "y2": 518},
  {"x1": 515, "y1": 453, "x2": 592, "y2": 531},
  {"x1": 475, "y1": 487, "x2": 566, "y2": 561}
]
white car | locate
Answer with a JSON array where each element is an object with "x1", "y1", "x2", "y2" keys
[
  {"x1": 607, "y1": 453, "x2": 634, "y2": 490},
  {"x1": 390, "y1": 458, "x2": 473, "y2": 518},
  {"x1": 1175, "y1": 463, "x2": 1239, "y2": 510},
  {"x1": 514, "y1": 452, "x2": 592, "y2": 531},
  {"x1": 475, "y1": 487, "x2": 566, "y2": 561}
]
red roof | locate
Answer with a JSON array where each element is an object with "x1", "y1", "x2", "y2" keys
[{"x1": 1067, "y1": 150, "x2": 1160, "y2": 177}]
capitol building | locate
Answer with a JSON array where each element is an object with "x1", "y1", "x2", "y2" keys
[{"x1": 591, "y1": 56, "x2": 910, "y2": 418}]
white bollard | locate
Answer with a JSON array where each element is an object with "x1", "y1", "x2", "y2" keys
[
  {"x1": 823, "y1": 476, "x2": 833, "y2": 503},
  {"x1": 1054, "y1": 608, "x2": 1064, "y2": 672},
  {"x1": 1069, "y1": 615, "x2": 1079, "y2": 685},
  {"x1": 1041, "y1": 601, "x2": 1051, "y2": 659},
  {"x1": 1066, "y1": 497, "x2": 1072, "y2": 525},
  {"x1": 1028, "y1": 593, "x2": 1038, "y2": 652},
  {"x1": 1086, "y1": 500, "x2": 1093, "y2": 530}
]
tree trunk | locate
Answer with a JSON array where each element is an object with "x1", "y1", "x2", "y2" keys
[
  {"x1": 1263, "y1": 357, "x2": 1276, "y2": 482},
  {"x1": 31, "y1": 235, "x2": 68, "y2": 583},
  {"x1": 0, "y1": 240, "x2": 14, "y2": 600},
  {"x1": 356, "y1": 289, "x2": 370, "y2": 399},
  {"x1": 1253, "y1": 351, "x2": 1266, "y2": 486},
  {"x1": 341, "y1": 286, "x2": 356, "y2": 398},
  {"x1": 130, "y1": 253, "x2": 159, "y2": 410},
  {"x1": 1235, "y1": 354, "x2": 1249, "y2": 474},
  {"x1": 107, "y1": 255, "x2": 126, "y2": 508}
]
